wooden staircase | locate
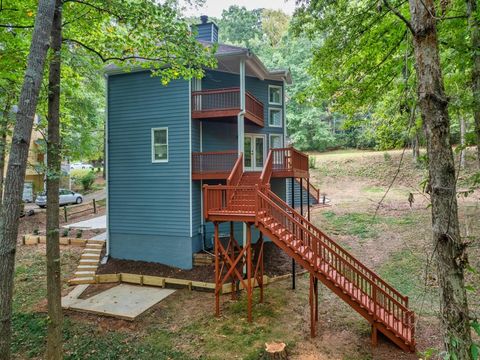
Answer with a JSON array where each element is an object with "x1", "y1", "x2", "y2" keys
[{"x1": 203, "y1": 150, "x2": 416, "y2": 353}]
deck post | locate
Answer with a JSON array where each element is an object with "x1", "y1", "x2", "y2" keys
[
  {"x1": 238, "y1": 58, "x2": 245, "y2": 157},
  {"x1": 309, "y1": 273, "x2": 316, "y2": 337},
  {"x1": 230, "y1": 221, "x2": 236, "y2": 300},
  {"x1": 314, "y1": 277, "x2": 318, "y2": 322},
  {"x1": 259, "y1": 233, "x2": 264, "y2": 303},
  {"x1": 307, "y1": 178, "x2": 311, "y2": 221},
  {"x1": 371, "y1": 323, "x2": 378, "y2": 347},
  {"x1": 246, "y1": 222, "x2": 252, "y2": 322},
  {"x1": 214, "y1": 222, "x2": 220, "y2": 317},
  {"x1": 291, "y1": 177, "x2": 295, "y2": 290}
]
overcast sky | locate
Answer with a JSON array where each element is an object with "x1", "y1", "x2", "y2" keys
[{"x1": 183, "y1": 0, "x2": 297, "y2": 18}]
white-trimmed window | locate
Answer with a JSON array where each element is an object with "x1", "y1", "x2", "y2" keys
[
  {"x1": 152, "y1": 128, "x2": 168, "y2": 162},
  {"x1": 269, "y1": 134, "x2": 283, "y2": 149},
  {"x1": 268, "y1": 85, "x2": 282, "y2": 105},
  {"x1": 269, "y1": 108, "x2": 282, "y2": 127}
]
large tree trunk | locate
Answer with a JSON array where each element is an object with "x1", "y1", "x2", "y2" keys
[
  {"x1": 0, "y1": 1, "x2": 56, "y2": 359},
  {"x1": 0, "y1": 96, "x2": 13, "y2": 206},
  {"x1": 467, "y1": 0, "x2": 480, "y2": 167},
  {"x1": 46, "y1": 1, "x2": 63, "y2": 358},
  {"x1": 460, "y1": 117, "x2": 466, "y2": 169},
  {"x1": 408, "y1": 0, "x2": 473, "y2": 357}
]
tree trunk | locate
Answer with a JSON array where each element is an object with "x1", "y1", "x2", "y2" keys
[
  {"x1": 412, "y1": 131, "x2": 420, "y2": 163},
  {"x1": 0, "y1": 97, "x2": 13, "y2": 206},
  {"x1": 0, "y1": 1, "x2": 56, "y2": 359},
  {"x1": 467, "y1": 0, "x2": 480, "y2": 167},
  {"x1": 460, "y1": 117, "x2": 466, "y2": 169},
  {"x1": 46, "y1": 1, "x2": 63, "y2": 358},
  {"x1": 408, "y1": 0, "x2": 473, "y2": 357}
]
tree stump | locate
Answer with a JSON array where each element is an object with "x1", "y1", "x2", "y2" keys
[{"x1": 265, "y1": 341, "x2": 287, "y2": 359}]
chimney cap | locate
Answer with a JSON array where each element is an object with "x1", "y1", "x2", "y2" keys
[{"x1": 200, "y1": 15, "x2": 208, "y2": 24}]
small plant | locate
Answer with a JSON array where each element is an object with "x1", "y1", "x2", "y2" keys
[
  {"x1": 62, "y1": 229, "x2": 69, "y2": 237},
  {"x1": 80, "y1": 171, "x2": 96, "y2": 191},
  {"x1": 76, "y1": 229, "x2": 83, "y2": 239},
  {"x1": 383, "y1": 152, "x2": 392, "y2": 162},
  {"x1": 33, "y1": 228, "x2": 39, "y2": 235},
  {"x1": 309, "y1": 156, "x2": 316, "y2": 169}
]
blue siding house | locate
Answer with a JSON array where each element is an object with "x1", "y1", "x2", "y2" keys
[{"x1": 105, "y1": 16, "x2": 317, "y2": 269}]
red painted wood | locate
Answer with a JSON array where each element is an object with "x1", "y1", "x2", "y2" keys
[{"x1": 202, "y1": 157, "x2": 416, "y2": 352}]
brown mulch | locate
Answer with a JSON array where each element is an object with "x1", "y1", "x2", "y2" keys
[{"x1": 97, "y1": 242, "x2": 303, "y2": 283}]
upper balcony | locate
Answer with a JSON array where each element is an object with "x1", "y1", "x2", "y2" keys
[
  {"x1": 191, "y1": 148, "x2": 309, "y2": 181},
  {"x1": 191, "y1": 87, "x2": 264, "y2": 127}
]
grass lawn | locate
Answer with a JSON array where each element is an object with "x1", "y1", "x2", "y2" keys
[{"x1": 12, "y1": 149, "x2": 480, "y2": 359}]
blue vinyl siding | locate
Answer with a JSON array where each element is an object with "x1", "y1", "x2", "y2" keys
[
  {"x1": 108, "y1": 71, "x2": 193, "y2": 268},
  {"x1": 194, "y1": 22, "x2": 218, "y2": 42},
  {"x1": 286, "y1": 178, "x2": 317, "y2": 207}
]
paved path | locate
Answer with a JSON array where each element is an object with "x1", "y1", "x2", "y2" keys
[{"x1": 63, "y1": 215, "x2": 106, "y2": 229}]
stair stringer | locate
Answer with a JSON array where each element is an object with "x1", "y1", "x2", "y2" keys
[{"x1": 255, "y1": 221, "x2": 415, "y2": 353}]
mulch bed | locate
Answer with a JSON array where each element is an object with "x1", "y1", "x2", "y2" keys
[{"x1": 97, "y1": 242, "x2": 303, "y2": 283}]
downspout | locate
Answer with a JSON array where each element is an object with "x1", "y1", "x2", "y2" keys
[{"x1": 104, "y1": 73, "x2": 110, "y2": 260}]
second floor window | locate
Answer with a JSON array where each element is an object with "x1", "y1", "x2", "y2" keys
[
  {"x1": 152, "y1": 128, "x2": 168, "y2": 162},
  {"x1": 269, "y1": 108, "x2": 282, "y2": 127},
  {"x1": 269, "y1": 85, "x2": 282, "y2": 105}
]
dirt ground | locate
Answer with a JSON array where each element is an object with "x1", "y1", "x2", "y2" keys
[{"x1": 13, "y1": 149, "x2": 480, "y2": 360}]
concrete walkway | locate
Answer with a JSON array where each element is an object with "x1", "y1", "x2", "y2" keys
[
  {"x1": 62, "y1": 284, "x2": 175, "y2": 320},
  {"x1": 63, "y1": 215, "x2": 106, "y2": 230}
]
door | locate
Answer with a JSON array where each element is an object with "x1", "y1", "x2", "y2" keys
[
  {"x1": 244, "y1": 134, "x2": 265, "y2": 171},
  {"x1": 59, "y1": 189, "x2": 74, "y2": 205}
]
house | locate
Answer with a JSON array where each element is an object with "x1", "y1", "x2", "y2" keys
[
  {"x1": 104, "y1": 17, "x2": 416, "y2": 352},
  {"x1": 105, "y1": 16, "x2": 318, "y2": 269}
]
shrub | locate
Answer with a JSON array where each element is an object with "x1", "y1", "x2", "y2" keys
[
  {"x1": 80, "y1": 171, "x2": 96, "y2": 191},
  {"x1": 309, "y1": 156, "x2": 316, "y2": 169},
  {"x1": 62, "y1": 229, "x2": 69, "y2": 237},
  {"x1": 33, "y1": 228, "x2": 39, "y2": 235},
  {"x1": 76, "y1": 229, "x2": 83, "y2": 239},
  {"x1": 383, "y1": 152, "x2": 392, "y2": 162}
]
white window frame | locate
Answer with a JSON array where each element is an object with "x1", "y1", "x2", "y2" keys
[
  {"x1": 268, "y1": 85, "x2": 282, "y2": 106},
  {"x1": 269, "y1": 133, "x2": 283, "y2": 149},
  {"x1": 268, "y1": 108, "x2": 282, "y2": 128},
  {"x1": 151, "y1": 127, "x2": 168, "y2": 163}
]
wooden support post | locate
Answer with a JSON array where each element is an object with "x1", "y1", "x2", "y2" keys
[
  {"x1": 314, "y1": 278, "x2": 318, "y2": 322},
  {"x1": 300, "y1": 177, "x2": 303, "y2": 218},
  {"x1": 246, "y1": 222, "x2": 252, "y2": 322},
  {"x1": 93, "y1": 198, "x2": 97, "y2": 214},
  {"x1": 371, "y1": 323, "x2": 378, "y2": 347},
  {"x1": 307, "y1": 178, "x2": 311, "y2": 221},
  {"x1": 291, "y1": 177, "x2": 295, "y2": 290},
  {"x1": 214, "y1": 222, "x2": 220, "y2": 317},
  {"x1": 309, "y1": 273, "x2": 316, "y2": 338},
  {"x1": 63, "y1": 205, "x2": 68, "y2": 222},
  {"x1": 259, "y1": 233, "x2": 264, "y2": 304},
  {"x1": 230, "y1": 221, "x2": 236, "y2": 300}
]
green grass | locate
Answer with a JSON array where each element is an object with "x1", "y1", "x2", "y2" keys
[
  {"x1": 379, "y1": 249, "x2": 438, "y2": 314},
  {"x1": 321, "y1": 211, "x2": 417, "y2": 240}
]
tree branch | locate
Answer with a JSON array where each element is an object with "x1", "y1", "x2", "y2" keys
[
  {"x1": 383, "y1": 0, "x2": 415, "y2": 34},
  {"x1": 63, "y1": 38, "x2": 171, "y2": 63},
  {"x1": 0, "y1": 24, "x2": 34, "y2": 28}
]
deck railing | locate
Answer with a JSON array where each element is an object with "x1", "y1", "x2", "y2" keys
[
  {"x1": 296, "y1": 177, "x2": 320, "y2": 202},
  {"x1": 191, "y1": 87, "x2": 264, "y2": 125},
  {"x1": 271, "y1": 147, "x2": 309, "y2": 177},
  {"x1": 192, "y1": 151, "x2": 239, "y2": 179}
]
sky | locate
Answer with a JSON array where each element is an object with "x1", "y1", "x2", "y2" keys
[{"x1": 183, "y1": 0, "x2": 297, "y2": 18}]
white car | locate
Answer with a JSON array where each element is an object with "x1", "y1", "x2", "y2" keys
[
  {"x1": 35, "y1": 189, "x2": 84, "y2": 208},
  {"x1": 70, "y1": 162, "x2": 93, "y2": 170}
]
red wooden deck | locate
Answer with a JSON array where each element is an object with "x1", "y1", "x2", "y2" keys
[
  {"x1": 201, "y1": 151, "x2": 416, "y2": 353},
  {"x1": 192, "y1": 148, "x2": 309, "y2": 180},
  {"x1": 191, "y1": 87, "x2": 264, "y2": 126}
]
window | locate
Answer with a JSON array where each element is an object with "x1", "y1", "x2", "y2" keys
[
  {"x1": 269, "y1": 108, "x2": 282, "y2": 127},
  {"x1": 152, "y1": 128, "x2": 168, "y2": 162},
  {"x1": 269, "y1": 134, "x2": 283, "y2": 149},
  {"x1": 269, "y1": 85, "x2": 282, "y2": 105}
]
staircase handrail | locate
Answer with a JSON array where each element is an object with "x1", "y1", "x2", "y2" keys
[
  {"x1": 227, "y1": 153, "x2": 244, "y2": 186},
  {"x1": 256, "y1": 190, "x2": 415, "y2": 343},
  {"x1": 296, "y1": 177, "x2": 320, "y2": 202},
  {"x1": 259, "y1": 150, "x2": 273, "y2": 185},
  {"x1": 261, "y1": 189, "x2": 409, "y2": 306}
]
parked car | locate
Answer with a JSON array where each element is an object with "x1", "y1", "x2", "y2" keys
[
  {"x1": 70, "y1": 162, "x2": 93, "y2": 170},
  {"x1": 35, "y1": 189, "x2": 83, "y2": 208}
]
